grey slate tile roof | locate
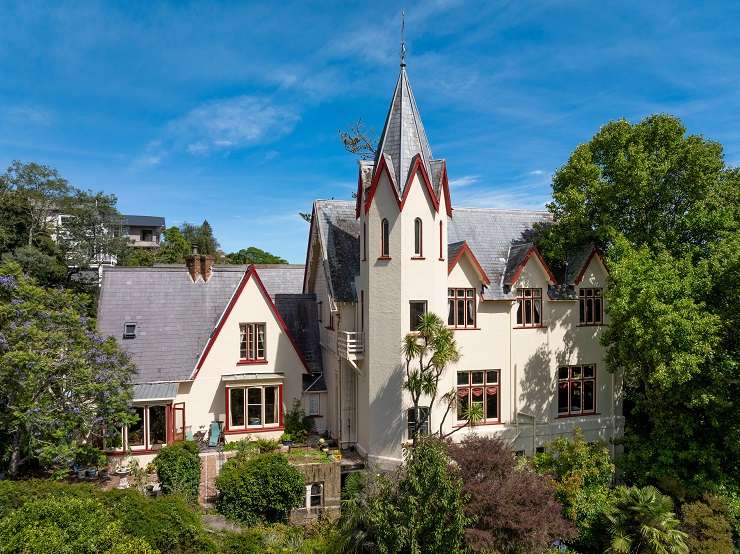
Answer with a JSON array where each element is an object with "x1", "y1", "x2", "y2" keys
[
  {"x1": 314, "y1": 200, "x2": 360, "y2": 302},
  {"x1": 447, "y1": 208, "x2": 552, "y2": 300},
  {"x1": 97, "y1": 264, "x2": 320, "y2": 384},
  {"x1": 122, "y1": 215, "x2": 165, "y2": 227},
  {"x1": 274, "y1": 294, "x2": 323, "y2": 374},
  {"x1": 373, "y1": 67, "x2": 446, "y2": 197}
]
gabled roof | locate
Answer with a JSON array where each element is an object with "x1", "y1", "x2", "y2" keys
[
  {"x1": 448, "y1": 240, "x2": 490, "y2": 285},
  {"x1": 503, "y1": 243, "x2": 556, "y2": 286},
  {"x1": 307, "y1": 200, "x2": 360, "y2": 302},
  {"x1": 448, "y1": 208, "x2": 553, "y2": 299},
  {"x1": 98, "y1": 264, "x2": 320, "y2": 384},
  {"x1": 566, "y1": 243, "x2": 604, "y2": 285},
  {"x1": 122, "y1": 214, "x2": 165, "y2": 227},
  {"x1": 375, "y1": 66, "x2": 434, "y2": 195}
]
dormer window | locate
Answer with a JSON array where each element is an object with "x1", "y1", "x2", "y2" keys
[
  {"x1": 516, "y1": 288, "x2": 542, "y2": 327},
  {"x1": 579, "y1": 288, "x2": 603, "y2": 325},
  {"x1": 380, "y1": 219, "x2": 390, "y2": 258},
  {"x1": 123, "y1": 322, "x2": 136, "y2": 339},
  {"x1": 413, "y1": 218, "x2": 423, "y2": 257}
]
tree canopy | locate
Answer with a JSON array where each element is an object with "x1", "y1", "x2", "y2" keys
[
  {"x1": 0, "y1": 261, "x2": 135, "y2": 477},
  {"x1": 225, "y1": 247, "x2": 287, "y2": 265},
  {"x1": 536, "y1": 114, "x2": 740, "y2": 496},
  {"x1": 180, "y1": 220, "x2": 219, "y2": 256}
]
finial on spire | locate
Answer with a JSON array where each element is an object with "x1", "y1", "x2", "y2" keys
[{"x1": 400, "y1": 10, "x2": 407, "y2": 67}]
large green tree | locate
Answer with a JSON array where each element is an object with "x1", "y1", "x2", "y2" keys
[
  {"x1": 537, "y1": 115, "x2": 740, "y2": 495},
  {"x1": 155, "y1": 226, "x2": 191, "y2": 264},
  {"x1": 0, "y1": 262, "x2": 135, "y2": 477},
  {"x1": 180, "y1": 220, "x2": 219, "y2": 256},
  {"x1": 225, "y1": 246, "x2": 287, "y2": 265}
]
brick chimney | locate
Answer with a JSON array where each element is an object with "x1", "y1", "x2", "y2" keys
[{"x1": 185, "y1": 245, "x2": 215, "y2": 282}]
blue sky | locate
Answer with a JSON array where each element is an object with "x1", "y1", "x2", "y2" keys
[{"x1": 2, "y1": 1, "x2": 739, "y2": 262}]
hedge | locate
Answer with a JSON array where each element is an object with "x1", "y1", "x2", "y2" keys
[{"x1": 215, "y1": 453, "x2": 304, "y2": 525}]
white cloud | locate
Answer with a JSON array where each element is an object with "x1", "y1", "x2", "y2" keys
[
  {"x1": 528, "y1": 169, "x2": 546, "y2": 176},
  {"x1": 448, "y1": 174, "x2": 479, "y2": 188},
  {"x1": 3, "y1": 105, "x2": 53, "y2": 126},
  {"x1": 134, "y1": 95, "x2": 299, "y2": 167}
]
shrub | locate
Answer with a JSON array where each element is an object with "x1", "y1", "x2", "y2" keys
[
  {"x1": 603, "y1": 486, "x2": 688, "y2": 554},
  {"x1": 533, "y1": 429, "x2": 615, "y2": 551},
  {"x1": 284, "y1": 400, "x2": 313, "y2": 443},
  {"x1": 448, "y1": 435, "x2": 575, "y2": 553},
  {"x1": 335, "y1": 437, "x2": 467, "y2": 554},
  {"x1": 153, "y1": 440, "x2": 201, "y2": 502},
  {"x1": 680, "y1": 494, "x2": 734, "y2": 554},
  {"x1": 216, "y1": 453, "x2": 305, "y2": 525},
  {"x1": 0, "y1": 494, "x2": 155, "y2": 553}
]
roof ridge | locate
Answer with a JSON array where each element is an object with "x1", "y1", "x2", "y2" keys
[{"x1": 453, "y1": 206, "x2": 551, "y2": 215}]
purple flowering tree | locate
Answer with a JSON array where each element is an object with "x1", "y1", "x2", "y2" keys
[{"x1": 0, "y1": 261, "x2": 135, "y2": 477}]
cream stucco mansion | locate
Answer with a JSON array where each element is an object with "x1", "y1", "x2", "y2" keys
[{"x1": 98, "y1": 62, "x2": 623, "y2": 468}]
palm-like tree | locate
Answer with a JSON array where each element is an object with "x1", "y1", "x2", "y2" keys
[{"x1": 605, "y1": 485, "x2": 688, "y2": 554}]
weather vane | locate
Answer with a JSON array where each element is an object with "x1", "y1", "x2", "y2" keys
[{"x1": 400, "y1": 9, "x2": 407, "y2": 67}]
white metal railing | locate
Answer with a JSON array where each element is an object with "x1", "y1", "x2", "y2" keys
[{"x1": 337, "y1": 331, "x2": 364, "y2": 359}]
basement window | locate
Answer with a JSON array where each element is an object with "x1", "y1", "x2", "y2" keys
[{"x1": 123, "y1": 322, "x2": 136, "y2": 339}]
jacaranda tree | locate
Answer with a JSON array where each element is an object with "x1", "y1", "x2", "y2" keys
[{"x1": 0, "y1": 261, "x2": 135, "y2": 477}]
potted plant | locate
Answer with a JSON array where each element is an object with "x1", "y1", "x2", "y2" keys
[{"x1": 280, "y1": 432, "x2": 293, "y2": 446}]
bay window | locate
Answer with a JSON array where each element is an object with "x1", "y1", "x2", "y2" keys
[
  {"x1": 448, "y1": 288, "x2": 476, "y2": 328},
  {"x1": 558, "y1": 364, "x2": 596, "y2": 416},
  {"x1": 516, "y1": 288, "x2": 542, "y2": 327},
  {"x1": 239, "y1": 323, "x2": 266, "y2": 361},
  {"x1": 456, "y1": 370, "x2": 499, "y2": 423},
  {"x1": 227, "y1": 385, "x2": 281, "y2": 430}
]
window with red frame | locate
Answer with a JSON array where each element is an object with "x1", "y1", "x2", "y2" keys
[
  {"x1": 558, "y1": 364, "x2": 596, "y2": 416},
  {"x1": 579, "y1": 288, "x2": 603, "y2": 325},
  {"x1": 413, "y1": 218, "x2": 423, "y2": 257},
  {"x1": 239, "y1": 323, "x2": 265, "y2": 361},
  {"x1": 448, "y1": 288, "x2": 476, "y2": 328},
  {"x1": 228, "y1": 385, "x2": 279, "y2": 429},
  {"x1": 516, "y1": 288, "x2": 542, "y2": 327},
  {"x1": 380, "y1": 218, "x2": 390, "y2": 257},
  {"x1": 456, "y1": 370, "x2": 499, "y2": 423}
]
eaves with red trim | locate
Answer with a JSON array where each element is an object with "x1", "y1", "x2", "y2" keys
[
  {"x1": 361, "y1": 153, "x2": 453, "y2": 218},
  {"x1": 573, "y1": 247, "x2": 608, "y2": 285},
  {"x1": 190, "y1": 265, "x2": 312, "y2": 379},
  {"x1": 506, "y1": 244, "x2": 558, "y2": 286},
  {"x1": 448, "y1": 241, "x2": 491, "y2": 285}
]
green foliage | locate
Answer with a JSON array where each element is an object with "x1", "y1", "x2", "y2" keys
[
  {"x1": 225, "y1": 247, "x2": 287, "y2": 265},
  {"x1": 2, "y1": 245, "x2": 68, "y2": 286},
  {"x1": 156, "y1": 226, "x2": 191, "y2": 264},
  {"x1": 153, "y1": 441, "x2": 201, "y2": 503},
  {"x1": 680, "y1": 494, "x2": 734, "y2": 554},
  {"x1": 222, "y1": 438, "x2": 279, "y2": 454},
  {"x1": 0, "y1": 262, "x2": 135, "y2": 477},
  {"x1": 533, "y1": 429, "x2": 615, "y2": 551},
  {"x1": 603, "y1": 485, "x2": 688, "y2": 554},
  {"x1": 215, "y1": 453, "x2": 305, "y2": 525},
  {"x1": 401, "y1": 312, "x2": 461, "y2": 443},
  {"x1": 181, "y1": 220, "x2": 219, "y2": 256},
  {"x1": 534, "y1": 115, "x2": 740, "y2": 495},
  {"x1": 118, "y1": 247, "x2": 156, "y2": 267},
  {"x1": 335, "y1": 437, "x2": 467, "y2": 554},
  {"x1": 284, "y1": 400, "x2": 314, "y2": 443},
  {"x1": 0, "y1": 492, "x2": 155, "y2": 553}
]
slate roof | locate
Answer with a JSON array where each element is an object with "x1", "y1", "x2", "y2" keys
[
  {"x1": 122, "y1": 215, "x2": 165, "y2": 228},
  {"x1": 97, "y1": 264, "x2": 321, "y2": 384},
  {"x1": 314, "y1": 200, "x2": 360, "y2": 302},
  {"x1": 448, "y1": 208, "x2": 552, "y2": 300}
]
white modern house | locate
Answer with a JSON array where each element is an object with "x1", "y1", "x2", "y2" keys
[{"x1": 97, "y1": 61, "x2": 622, "y2": 468}]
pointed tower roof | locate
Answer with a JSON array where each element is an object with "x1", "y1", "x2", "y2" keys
[{"x1": 374, "y1": 65, "x2": 434, "y2": 195}]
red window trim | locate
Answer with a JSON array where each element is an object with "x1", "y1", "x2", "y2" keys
[
  {"x1": 515, "y1": 288, "x2": 543, "y2": 328},
  {"x1": 380, "y1": 218, "x2": 390, "y2": 258},
  {"x1": 121, "y1": 403, "x2": 173, "y2": 453},
  {"x1": 377, "y1": 256, "x2": 392, "y2": 261},
  {"x1": 239, "y1": 322, "x2": 267, "y2": 362},
  {"x1": 455, "y1": 370, "x2": 500, "y2": 424},
  {"x1": 414, "y1": 217, "x2": 423, "y2": 257},
  {"x1": 557, "y1": 364, "x2": 596, "y2": 417},
  {"x1": 578, "y1": 287, "x2": 604, "y2": 325},
  {"x1": 224, "y1": 383, "x2": 284, "y2": 433},
  {"x1": 438, "y1": 221, "x2": 444, "y2": 261},
  {"x1": 448, "y1": 288, "x2": 477, "y2": 328}
]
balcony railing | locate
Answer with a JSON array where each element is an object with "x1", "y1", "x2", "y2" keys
[{"x1": 337, "y1": 331, "x2": 364, "y2": 361}]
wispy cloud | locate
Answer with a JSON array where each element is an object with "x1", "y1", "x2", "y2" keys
[
  {"x1": 449, "y1": 174, "x2": 479, "y2": 188},
  {"x1": 528, "y1": 169, "x2": 546, "y2": 176},
  {"x1": 134, "y1": 95, "x2": 299, "y2": 167},
  {"x1": 2, "y1": 105, "x2": 53, "y2": 126}
]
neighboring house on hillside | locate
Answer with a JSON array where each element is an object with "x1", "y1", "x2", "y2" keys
[
  {"x1": 96, "y1": 60, "x2": 622, "y2": 470},
  {"x1": 121, "y1": 214, "x2": 165, "y2": 248}
]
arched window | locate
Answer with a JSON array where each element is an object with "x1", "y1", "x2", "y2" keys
[
  {"x1": 414, "y1": 218, "x2": 423, "y2": 257},
  {"x1": 381, "y1": 218, "x2": 390, "y2": 258}
]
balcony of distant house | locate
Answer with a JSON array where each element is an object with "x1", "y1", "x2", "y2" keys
[{"x1": 123, "y1": 215, "x2": 165, "y2": 248}]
